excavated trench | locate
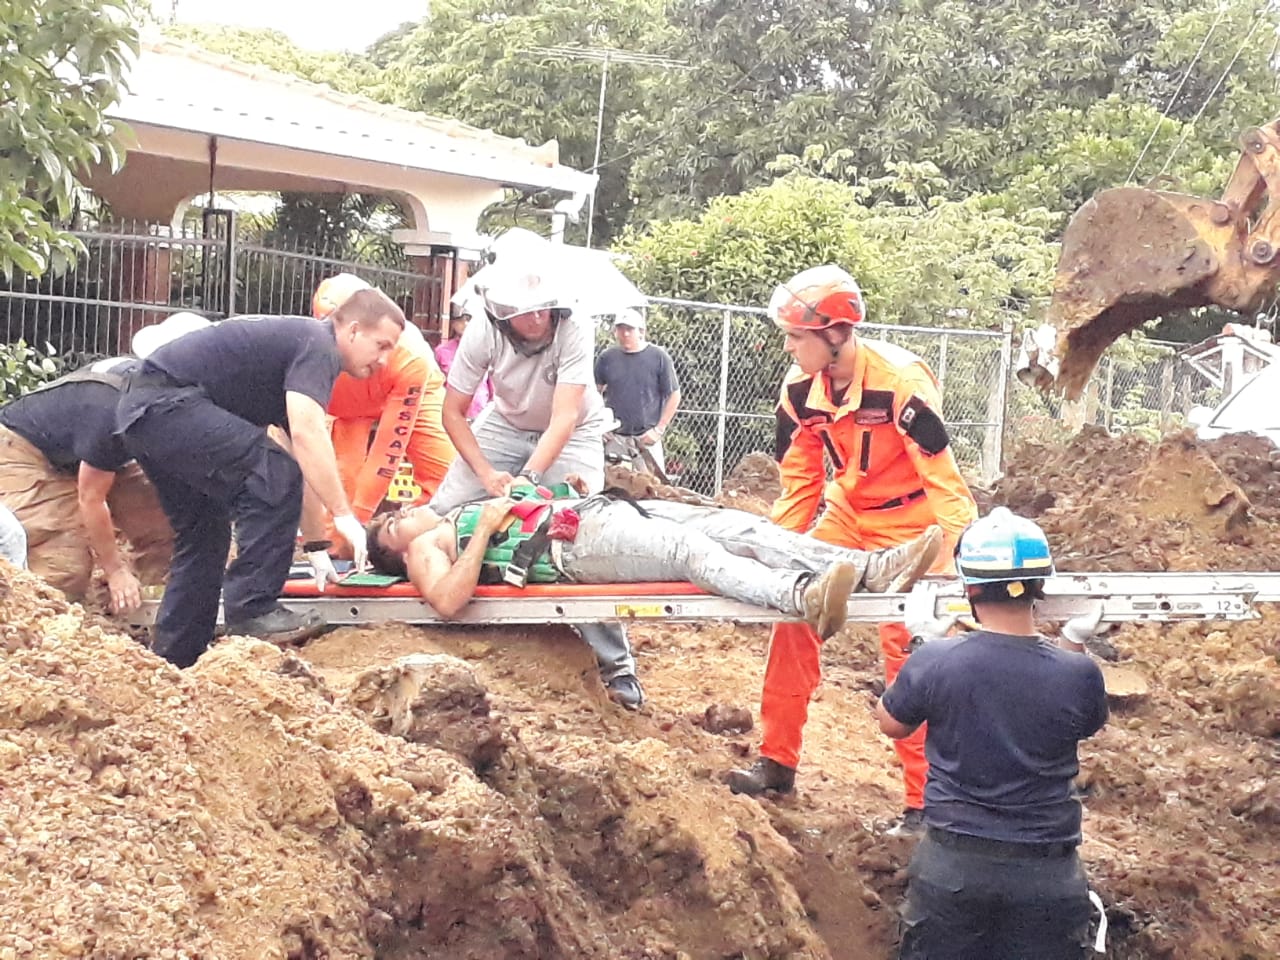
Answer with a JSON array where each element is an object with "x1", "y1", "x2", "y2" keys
[{"x1": 0, "y1": 434, "x2": 1276, "y2": 958}]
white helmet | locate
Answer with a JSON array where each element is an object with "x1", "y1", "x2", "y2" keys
[
  {"x1": 132, "y1": 311, "x2": 212, "y2": 358},
  {"x1": 480, "y1": 269, "x2": 572, "y2": 356}
]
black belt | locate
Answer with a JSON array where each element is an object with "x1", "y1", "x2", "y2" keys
[
  {"x1": 868, "y1": 488, "x2": 926, "y2": 511},
  {"x1": 126, "y1": 368, "x2": 184, "y2": 390},
  {"x1": 927, "y1": 828, "x2": 1077, "y2": 860}
]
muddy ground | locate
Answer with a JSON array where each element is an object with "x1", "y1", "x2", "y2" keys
[{"x1": 0, "y1": 434, "x2": 1276, "y2": 959}]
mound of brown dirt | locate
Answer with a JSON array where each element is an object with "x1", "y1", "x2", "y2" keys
[
  {"x1": 0, "y1": 567, "x2": 835, "y2": 959},
  {"x1": 4, "y1": 427, "x2": 1279, "y2": 959},
  {"x1": 987, "y1": 426, "x2": 1274, "y2": 570},
  {"x1": 979, "y1": 426, "x2": 1280, "y2": 957}
]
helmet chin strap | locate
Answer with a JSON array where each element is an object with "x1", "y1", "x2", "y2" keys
[
  {"x1": 820, "y1": 327, "x2": 853, "y2": 374},
  {"x1": 490, "y1": 311, "x2": 561, "y2": 357}
]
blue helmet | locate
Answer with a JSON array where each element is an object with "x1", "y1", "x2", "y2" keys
[{"x1": 956, "y1": 507, "x2": 1054, "y2": 586}]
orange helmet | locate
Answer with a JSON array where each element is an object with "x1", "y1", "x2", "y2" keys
[
  {"x1": 312, "y1": 273, "x2": 372, "y2": 319},
  {"x1": 768, "y1": 265, "x2": 866, "y2": 332}
]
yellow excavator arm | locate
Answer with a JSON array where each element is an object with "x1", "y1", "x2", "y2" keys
[{"x1": 1019, "y1": 119, "x2": 1280, "y2": 399}]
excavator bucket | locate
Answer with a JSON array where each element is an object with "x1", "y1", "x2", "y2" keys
[
  {"x1": 1020, "y1": 120, "x2": 1280, "y2": 399},
  {"x1": 1044, "y1": 187, "x2": 1219, "y2": 399}
]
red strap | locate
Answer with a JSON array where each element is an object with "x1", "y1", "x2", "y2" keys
[
  {"x1": 509, "y1": 500, "x2": 550, "y2": 532},
  {"x1": 548, "y1": 507, "x2": 580, "y2": 541}
]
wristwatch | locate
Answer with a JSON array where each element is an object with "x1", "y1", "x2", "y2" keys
[{"x1": 522, "y1": 469, "x2": 542, "y2": 486}]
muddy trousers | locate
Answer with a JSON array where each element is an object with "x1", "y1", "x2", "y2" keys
[
  {"x1": 898, "y1": 833, "x2": 1092, "y2": 960},
  {"x1": 430, "y1": 408, "x2": 634, "y2": 680},
  {"x1": 120, "y1": 387, "x2": 301, "y2": 668},
  {"x1": 758, "y1": 497, "x2": 932, "y2": 808},
  {"x1": 555, "y1": 501, "x2": 810, "y2": 615},
  {"x1": 0, "y1": 426, "x2": 172, "y2": 599}
]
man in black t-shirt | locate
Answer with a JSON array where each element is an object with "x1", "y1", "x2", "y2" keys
[
  {"x1": 876, "y1": 508, "x2": 1108, "y2": 960},
  {"x1": 0, "y1": 356, "x2": 173, "y2": 611},
  {"x1": 117, "y1": 290, "x2": 405, "y2": 668},
  {"x1": 594, "y1": 309, "x2": 681, "y2": 475}
]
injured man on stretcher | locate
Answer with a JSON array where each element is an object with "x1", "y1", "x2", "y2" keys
[{"x1": 363, "y1": 479, "x2": 943, "y2": 638}]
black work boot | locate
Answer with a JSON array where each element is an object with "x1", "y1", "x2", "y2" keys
[
  {"x1": 605, "y1": 673, "x2": 645, "y2": 710},
  {"x1": 883, "y1": 807, "x2": 927, "y2": 838},
  {"x1": 727, "y1": 757, "x2": 796, "y2": 796},
  {"x1": 224, "y1": 605, "x2": 327, "y2": 647}
]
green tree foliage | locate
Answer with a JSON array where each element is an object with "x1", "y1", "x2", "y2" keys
[
  {"x1": 618, "y1": 0, "x2": 871, "y2": 221},
  {"x1": 0, "y1": 340, "x2": 62, "y2": 400},
  {"x1": 160, "y1": 24, "x2": 381, "y2": 95},
  {"x1": 368, "y1": 0, "x2": 674, "y2": 244},
  {"x1": 617, "y1": 169, "x2": 1057, "y2": 330},
  {"x1": 0, "y1": 0, "x2": 139, "y2": 280},
  {"x1": 268, "y1": 193, "x2": 406, "y2": 264},
  {"x1": 627, "y1": 0, "x2": 1280, "y2": 225},
  {"x1": 854, "y1": 0, "x2": 1186, "y2": 186},
  {"x1": 160, "y1": 0, "x2": 1280, "y2": 250}
]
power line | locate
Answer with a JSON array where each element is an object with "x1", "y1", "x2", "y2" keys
[
  {"x1": 1157, "y1": 11, "x2": 1270, "y2": 178},
  {"x1": 1126, "y1": 4, "x2": 1229, "y2": 185}
]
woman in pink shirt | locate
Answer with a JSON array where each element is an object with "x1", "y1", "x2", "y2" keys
[{"x1": 435, "y1": 313, "x2": 492, "y2": 419}]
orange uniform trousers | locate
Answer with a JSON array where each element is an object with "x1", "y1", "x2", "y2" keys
[{"x1": 760, "y1": 492, "x2": 935, "y2": 809}]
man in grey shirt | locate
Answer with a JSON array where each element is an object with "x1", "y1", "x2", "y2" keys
[
  {"x1": 595, "y1": 308, "x2": 681, "y2": 475},
  {"x1": 432, "y1": 267, "x2": 644, "y2": 709}
]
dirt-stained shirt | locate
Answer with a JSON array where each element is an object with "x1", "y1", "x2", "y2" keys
[{"x1": 0, "y1": 363, "x2": 138, "y2": 472}]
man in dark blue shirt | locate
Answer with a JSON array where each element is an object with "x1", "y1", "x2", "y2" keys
[
  {"x1": 876, "y1": 507, "x2": 1108, "y2": 960},
  {"x1": 117, "y1": 291, "x2": 405, "y2": 668},
  {"x1": 0, "y1": 357, "x2": 171, "y2": 611}
]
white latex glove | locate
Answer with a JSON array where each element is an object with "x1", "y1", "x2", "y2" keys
[
  {"x1": 903, "y1": 581, "x2": 958, "y2": 644},
  {"x1": 1062, "y1": 601, "x2": 1106, "y2": 649},
  {"x1": 307, "y1": 550, "x2": 341, "y2": 593},
  {"x1": 332, "y1": 514, "x2": 368, "y2": 575}
]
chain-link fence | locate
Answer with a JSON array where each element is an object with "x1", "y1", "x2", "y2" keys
[
  {"x1": 608, "y1": 298, "x2": 1014, "y2": 495},
  {"x1": 1001, "y1": 338, "x2": 1222, "y2": 450}
]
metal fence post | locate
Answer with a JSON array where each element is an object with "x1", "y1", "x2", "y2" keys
[
  {"x1": 714, "y1": 307, "x2": 732, "y2": 493},
  {"x1": 990, "y1": 320, "x2": 1014, "y2": 481},
  {"x1": 224, "y1": 210, "x2": 237, "y2": 319},
  {"x1": 1159, "y1": 360, "x2": 1175, "y2": 431},
  {"x1": 937, "y1": 331, "x2": 949, "y2": 386}
]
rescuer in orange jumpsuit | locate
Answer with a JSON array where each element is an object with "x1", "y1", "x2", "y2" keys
[
  {"x1": 312, "y1": 274, "x2": 456, "y2": 551},
  {"x1": 727, "y1": 265, "x2": 977, "y2": 836}
]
